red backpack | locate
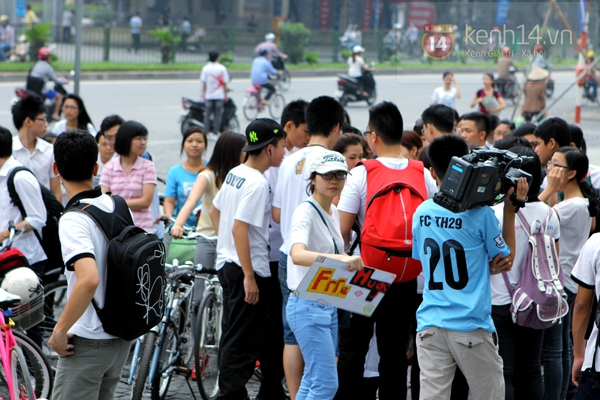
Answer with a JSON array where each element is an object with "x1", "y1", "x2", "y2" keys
[{"x1": 359, "y1": 159, "x2": 427, "y2": 283}]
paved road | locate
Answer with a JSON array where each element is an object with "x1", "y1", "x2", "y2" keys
[{"x1": 0, "y1": 72, "x2": 597, "y2": 399}]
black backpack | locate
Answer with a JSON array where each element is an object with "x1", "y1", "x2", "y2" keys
[
  {"x1": 7, "y1": 167, "x2": 64, "y2": 275},
  {"x1": 65, "y1": 194, "x2": 166, "y2": 341}
]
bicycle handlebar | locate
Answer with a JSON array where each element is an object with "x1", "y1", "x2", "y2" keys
[{"x1": 2, "y1": 220, "x2": 25, "y2": 251}]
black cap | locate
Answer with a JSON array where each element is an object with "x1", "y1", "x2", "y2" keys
[{"x1": 243, "y1": 118, "x2": 284, "y2": 152}]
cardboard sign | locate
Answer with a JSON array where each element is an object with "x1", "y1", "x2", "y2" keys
[{"x1": 295, "y1": 256, "x2": 396, "y2": 317}]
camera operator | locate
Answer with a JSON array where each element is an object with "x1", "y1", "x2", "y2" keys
[{"x1": 412, "y1": 135, "x2": 529, "y2": 399}]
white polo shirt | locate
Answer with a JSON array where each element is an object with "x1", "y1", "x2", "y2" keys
[
  {"x1": 0, "y1": 156, "x2": 47, "y2": 265},
  {"x1": 12, "y1": 135, "x2": 55, "y2": 190}
]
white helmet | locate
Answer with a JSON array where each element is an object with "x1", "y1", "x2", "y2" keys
[
  {"x1": 0, "y1": 267, "x2": 42, "y2": 305},
  {"x1": 353, "y1": 45, "x2": 365, "y2": 54},
  {"x1": 265, "y1": 32, "x2": 276, "y2": 41}
]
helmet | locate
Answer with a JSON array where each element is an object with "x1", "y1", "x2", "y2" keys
[
  {"x1": 534, "y1": 44, "x2": 543, "y2": 53},
  {"x1": 502, "y1": 47, "x2": 511, "y2": 56},
  {"x1": 0, "y1": 15, "x2": 8, "y2": 23},
  {"x1": 587, "y1": 50, "x2": 595, "y2": 59},
  {"x1": 265, "y1": 33, "x2": 276, "y2": 41},
  {"x1": 353, "y1": 45, "x2": 365, "y2": 54},
  {"x1": 38, "y1": 47, "x2": 52, "y2": 61},
  {"x1": 393, "y1": 23, "x2": 401, "y2": 29},
  {"x1": 0, "y1": 267, "x2": 42, "y2": 306}
]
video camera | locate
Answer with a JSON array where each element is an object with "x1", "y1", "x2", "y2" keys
[{"x1": 433, "y1": 148, "x2": 533, "y2": 213}]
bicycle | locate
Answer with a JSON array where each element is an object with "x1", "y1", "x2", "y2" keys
[
  {"x1": 0, "y1": 221, "x2": 53, "y2": 399},
  {"x1": 243, "y1": 84, "x2": 286, "y2": 121},
  {"x1": 268, "y1": 56, "x2": 291, "y2": 92},
  {"x1": 128, "y1": 250, "x2": 218, "y2": 400}
]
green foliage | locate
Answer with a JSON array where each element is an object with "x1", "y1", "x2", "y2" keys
[
  {"x1": 219, "y1": 51, "x2": 234, "y2": 64},
  {"x1": 279, "y1": 23, "x2": 311, "y2": 64},
  {"x1": 341, "y1": 48, "x2": 351, "y2": 60},
  {"x1": 151, "y1": 28, "x2": 181, "y2": 47},
  {"x1": 24, "y1": 22, "x2": 52, "y2": 44},
  {"x1": 305, "y1": 50, "x2": 319, "y2": 65}
]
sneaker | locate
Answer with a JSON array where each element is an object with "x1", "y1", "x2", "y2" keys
[{"x1": 261, "y1": 99, "x2": 269, "y2": 106}]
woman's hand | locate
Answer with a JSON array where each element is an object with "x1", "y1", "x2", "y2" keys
[
  {"x1": 170, "y1": 224, "x2": 185, "y2": 239},
  {"x1": 339, "y1": 255, "x2": 364, "y2": 272},
  {"x1": 546, "y1": 166, "x2": 568, "y2": 194}
]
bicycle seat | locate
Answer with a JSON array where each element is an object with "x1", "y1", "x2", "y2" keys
[
  {"x1": 245, "y1": 87, "x2": 260, "y2": 94},
  {"x1": 0, "y1": 288, "x2": 21, "y2": 310}
]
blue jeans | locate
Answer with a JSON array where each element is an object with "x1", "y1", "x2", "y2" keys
[
  {"x1": 574, "y1": 371, "x2": 600, "y2": 399},
  {"x1": 279, "y1": 251, "x2": 297, "y2": 345},
  {"x1": 204, "y1": 99, "x2": 224, "y2": 134},
  {"x1": 0, "y1": 41, "x2": 10, "y2": 61},
  {"x1": 287, "y1": 295, "x2": 338, "y2": 400}
]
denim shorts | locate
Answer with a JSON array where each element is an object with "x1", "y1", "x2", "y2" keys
[{"x1": 279, "y1": 251, "x2": 297, "y2": 345}]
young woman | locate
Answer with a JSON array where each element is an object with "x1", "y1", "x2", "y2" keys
[
  {"x1": 431, "y1": 71, "x2": 461, "y2": 110},
  {"x1": 333, "y1": 133, "x2": 364, "y2": 170},
  {"x1": 347, "y1": 45, "x2": 374, "y2": 96},
  {"x1": 400, "y1": 130, "x2": 423, "y2": 161},
  {"x1": 491, "y1": 147, "x2": 557, "y2": 400},
  {"x1": 538, "y1": 147, "x2": 598, "y2": 400},
  {"x1": 170, "y1": 131, "x2": 247, "y2": 269},
  {"x1": 287, "y1": 151, "x2": 364, "y2": 400},
  {"x1": 470, "y1": 73, "x2": 506, "y2": 115},
  {"x1": 52, "y1": 94, "x2": 96, "y2": 136},
  {"x1": 160, "y1": 127, "x2": 207, "y2": 228},
  {"x1": 99, "y1": 120, "x2": 157, "y2": 232}
]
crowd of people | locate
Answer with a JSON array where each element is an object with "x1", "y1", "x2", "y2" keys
[{"x1": 2, "y1": 54, "x2": 600, "y2": 400}]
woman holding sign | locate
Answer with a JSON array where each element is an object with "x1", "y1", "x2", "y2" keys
[{"x1": 286, "y1": 151, "x2": 364, "y2": 400}]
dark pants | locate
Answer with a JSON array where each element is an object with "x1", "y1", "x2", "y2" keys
[
  {"x1": 204, "y1": 99, "x2": 225, "y2": 134},
  {"x1": 131, "y1": 33, "x2": 140, "y2": 52},
  {"x1": 492, "y1": 304, "x2": 544, "y2": 400},
  {"x1": 217, "y1": 262, "x2": 269, "y2": 400},
  {"x1": 256, "y1": 261, "x2": 286, "y2": 400},
  {"x1": 574, "y1": 371, "x2": 600, "y2": 399},
  {"x1": 261, "y1": 83, "x2": 276, "y2": 101},
  {"x1": 62, "y1": 26, "x2": 71, "y2": 43},
  {"x1": 336, "y1": 279, "x2": 416, "y2": 400}
]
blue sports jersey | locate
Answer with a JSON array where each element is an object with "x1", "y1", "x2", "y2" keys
[{"x1": 412, "y1": 199, "x2": 510, "y2": 333}]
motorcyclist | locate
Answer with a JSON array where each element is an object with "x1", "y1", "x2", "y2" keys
[
  {"x1": 496, "y1": 47, "x2": 518, "y2": 96},
  {"x1": 254, "y1": 32, "x2": 287, "y2": 65},
  {"x1": 383, "y1": 23, "x2": 402, "y2": 57},
  {"x1": 347, "y1": 45, "x2": 374, "y2": 97},
  {"x1": 529, "y1": 44, "x2": 550, "y2": 72},
  {"x1": 582, "y1": 50, "x2": 598, "y2": 101},
  {"x1": 0, "y1": 15, "x2": 14, "y2": 62},
  {"x1": 29, "y1": 47, "x2": 68, "y2": 121}
]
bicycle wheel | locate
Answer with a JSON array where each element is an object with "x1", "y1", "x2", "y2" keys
[
  {"x1": 11, "y1": 346, "x2": 36, "y2": 400},
  {"x1": 13, "y1": 331, "x2": 53, "y2": 399},
  {"x1": 194, "y1": 291, "x2": 222, "y2": 400},
  {"x1": 279, "y1": 69, "x2": 292, "y2": 92},
  {"x1": 178, "y1": 299, "x2": 194, "y2": 367},
  {"x1": 131, "y1": 332, "x2": 157, "y2": 400},
  {"x1": 269, "y1": 94, "x2": 285, "y2": 120},
  {"x1": 40, "y1": 279, "x2": 68, "y2": 371},
  {"x1": 243, "y1": 94, "x2": 260, "y2": 121},
  {"x1": 151, "y1": 321, "x2": 178, "y2": 400}
]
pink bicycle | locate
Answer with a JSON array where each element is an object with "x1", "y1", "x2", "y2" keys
[
  {"x1": 0, "y1": 288, "x2": 36, "y2": 400},
  {"x1": 243, "y1": 84, "x2": 286, "y2": 120}
]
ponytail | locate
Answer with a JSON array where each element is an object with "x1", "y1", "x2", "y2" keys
[
  {"x1": 352, "y1": 53, "x2": 356, "y2": 63},
  {"x1": 581, "y1": 180, "x2": 599, "y2": 217},
  {"x1": 557, "y1": 146, "x2": 599, "y2": 217}
]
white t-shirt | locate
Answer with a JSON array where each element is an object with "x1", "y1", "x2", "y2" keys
[
  {"x1": 213, "y1": 164, "x2": 271, "y2": 277},
  {"x1": 287, "y1": 199, "x2": 344, "y2": 290},
  {"x1": 431, "y1": 86, "x2": 458, "y2": 110},
  {"x1": 553, "y1": 197, "x2": 592, "y2": 294},
  {"x1": 491, "y1": 202, "x2": 560, "y2": 305},
  {"x1": 347, "y1": 56, "x2": 365, "y2": 78},
  {"x1": 571, "y1": 233, "x2": 600, "y2": 372},
  {"x1": 588, "y1": 164, "x2": 600, "y2": 189},
  {"x1": 273, "y1": 145, "x2": 328, "y2": 255},
  {"x1": 59, "y1": 191, "x2": 132, "y2": 340},
  {"x1": 200, "y1": 62, "x2": 230, "y2": 101},
  {"x1": 337, "y1": 158, "x2": 438, "y2": 229},
  {"x1": 52, "y1": 120, "x2": 96, "y2": 136}
]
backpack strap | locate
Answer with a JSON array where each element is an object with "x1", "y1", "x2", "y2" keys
[
  {"x1": 66, "y1": 194, "x2": 133, "y2": 241},
  {"x1": 303, "y1": 200, "x2": 340, "y2": 255},
  {"x1": 7, "y1": 166, "x2": 44, "y2": 246}
]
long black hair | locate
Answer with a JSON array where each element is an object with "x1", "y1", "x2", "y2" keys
[
  {"x1": 555, "y1": 146, "x2": 599, "y2": 217},
  {"x1": 61, "y1": 94, "x2": 94, "y2": 131},
  {"x1": 509, "y1": 146, "x2": 541, "y2": 202},
  {"x1": 204, "y1": 131, "x2": 247, "y2": 188}
]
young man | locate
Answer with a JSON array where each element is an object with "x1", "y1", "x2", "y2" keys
[
  {"x1": 209, "y1": 118, "x2": 286, "y2": 400},
  {"x1": 336, "y1": 101, "x2": 438, "y2": 400},
  {"x1": 272, "y1": 96, "x2": 344, "y2": 399},
  {"x1": 251, "y1": 49, "x2": 280, "y2": 103},
  {"x1": 201, "y1": 51, "x2": 229, "y2": 137},
  {"x1": 412, "y1": 135, "x2": 527, "y2": 400},
  {"x1": 457, "y1": 111, "x2": 490, "y2": 148},
  {"x1": 571, "y1": 235, "x2": 600, "y2": 398},
  {"x1": 259, "y1": 99, "x2": 309, "y2": 400},
  {"x1": 11, "y1": 95, "x2": 62, "y2": 202},
  {"x1": 129, "y1": 12, "x2": 142, "y2": 53},
  {"x1": 49, "y1": 130, "x2": 132, "y2": 399},
  {"x1": 29, "y1": 47, "x2": 67, "y2": 121},
  {"x1": 533, "y1": 117, "x2": 572, "y2": 165},
  {"x1": 421, "y1": 104, "x2": 455, "y2": 142}
]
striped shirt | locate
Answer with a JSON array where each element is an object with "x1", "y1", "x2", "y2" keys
[{"x1": 99, "y1": 156, "x2": 157, "y2": 232}]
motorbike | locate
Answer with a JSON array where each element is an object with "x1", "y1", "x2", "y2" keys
[
  {"x1": 13, "y1": 78, "x2": 68, "y2": 124},
  {"x1": 268, "y1": 55, "x2": 291, "y2": 92},
  {"x1": 179, "y1": 92, "x2": 240, "y2": 136},
  {"x1": 494, "y1": 67, "x2": 521, "y2": 105},
  {"x1": 335, "y1": 69, "x2": 377, "y2": 106}
]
